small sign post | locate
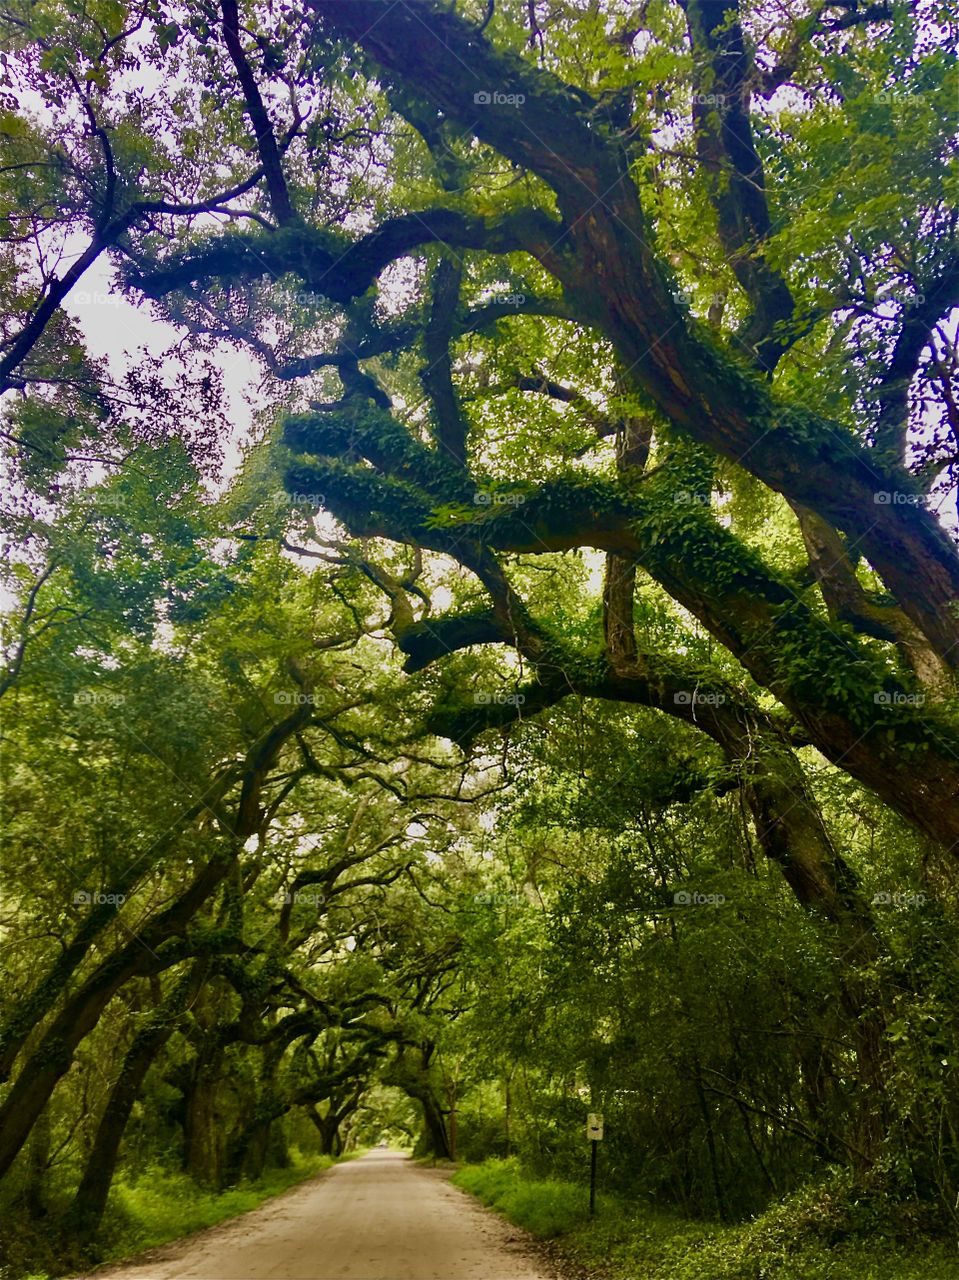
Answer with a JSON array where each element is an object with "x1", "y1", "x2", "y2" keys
[{"x1": 587, "y1": 1113, "x2": 603, "y2": 1216}]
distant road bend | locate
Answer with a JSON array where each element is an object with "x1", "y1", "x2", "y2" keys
[{"x1": 81, "y1": 1150, "x2": 556, "y2": 1280}]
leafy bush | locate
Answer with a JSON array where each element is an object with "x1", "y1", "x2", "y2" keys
[{"x1": 453, "y1": 1160, "x2": 959, "y2": 1279}]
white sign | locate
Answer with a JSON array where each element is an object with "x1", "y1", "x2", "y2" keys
[{"x1": 587, "y1": 1113, "x2": 604, "y2": 1141}]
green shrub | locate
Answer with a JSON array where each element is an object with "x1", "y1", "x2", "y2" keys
[
  {"x1": 0, "y1": 1149, "x2": 353, "y2": 1280},
  {"x1": 99, "y1": 1150, "x2": 343, "y2": 1259},
  {"x1": 453, "y1": 1160, "x2": 959, "y2": 1280},
  {"x1": 455, "y1": 1158, "x2": 589, "y2": 1238}
]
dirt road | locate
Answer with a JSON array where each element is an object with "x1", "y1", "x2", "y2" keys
[{"x1": 80, "y1": 1150, "x2": 557, "y2": 1280}]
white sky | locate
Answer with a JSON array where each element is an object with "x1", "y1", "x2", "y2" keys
[
  {"x1": 62, "y1": 252, "x2": 262, "y2": 483},
  {"x1": 59, "y1": 247, "x2": 957, "y2": 527}
]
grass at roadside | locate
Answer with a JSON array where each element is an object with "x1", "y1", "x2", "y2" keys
[
  {"x1": 452, "y1": 1159, "x2": 959, "y2": 1280},
  {"x1": 101, "y1": 1149, "x2": 357, "y2": 1261},
  {"x1": 8, "y1": 1149, "x2": 361, "y2": 1279}
]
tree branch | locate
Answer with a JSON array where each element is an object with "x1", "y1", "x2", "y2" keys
[{"x1": 220, "y1": 0, "x2": 296, "y2": 225}]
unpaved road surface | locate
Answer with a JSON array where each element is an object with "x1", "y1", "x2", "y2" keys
[{"x1": 80, "y1": 1150, "x2": 558, "y2": 1280}]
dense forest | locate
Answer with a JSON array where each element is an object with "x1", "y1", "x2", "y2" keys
[{"x1": 1, "y1": 0, "x2": 957, "y2": 1276}]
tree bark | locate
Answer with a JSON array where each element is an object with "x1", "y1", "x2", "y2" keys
[
  {"x1": 63, "y1": 966, "x2": 205, "y2": 1243},
  {"x1": 183, "y1": 1046, "x2": 226, "y2": 1188},
  {"x1": 306, "y1": 0, "x2": 959, "y2": 668},
  {"x1": 0, "y1": 702, "x2": 312, "y2": 1183}
]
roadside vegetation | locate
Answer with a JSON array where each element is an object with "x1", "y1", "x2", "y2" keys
[
  {"x1": 13, "y1": 1151, "x2": 355, "y2": 1280},
  {"x1": 454, "y1": 1160, "x2": 959, "y2": 1280},
  {"x1": 2, "y1": 0, "x2": 958, "y2": 1277}
]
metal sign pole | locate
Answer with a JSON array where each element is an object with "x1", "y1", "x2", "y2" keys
[{"x1": 586, "y1": 1112, "x2": 603, "y2": 1217}]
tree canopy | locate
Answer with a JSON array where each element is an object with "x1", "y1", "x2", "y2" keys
[{"x1": 1, "y1": 0, "x2": 958, "y2": 1273}]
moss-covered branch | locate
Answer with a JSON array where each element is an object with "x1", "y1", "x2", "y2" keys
[{"x1": 130, "y1": 209, "x2": 552, "y2": 306}]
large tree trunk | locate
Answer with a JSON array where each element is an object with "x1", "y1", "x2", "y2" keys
[
  {"x1": 67, "y1": 1033, "x2": 171, "y2": 1240},
  {"x1": 0, "y1": 702, "x2": 313, "y2": 1184},
  {"x1": 739, "y1": 741, "x2": 890, "y2": 1161},
  {"x1": 308, "y1": 1106, "x2": 344, "y2": 1157},
  {"x1": 0, "y1": 847, "x2": 238, "y2": 1183},
  {"x1": 22, "y1": 1108, "x2": 51, "y2": 1222},
  {"x1": 307, "y1": 1080, "x2": 366, "y2": 1158},
  {"x1": 417, "y1": 1091, "x2": 452, "y2": 1161},
  {"x1": 0, "y1": 795, "x2": 226, "y2": 1085},
  {"x1": 308, "y1": 0, "x2": 959, "y2": 669},
  {"x1": 386, "y1": 1047, "x2": 452, "y2": 1160},
  {"x1": 63, "y1": 967, "x2": 205, "y2": 1245},
  {"x1": 183, "y1": 1047, "x2": 226, "y2": 1188},
  {"x1": 226, "y1": 1100, "x2": 285, "y2": 1182},
  {"x1": 236, "y1": 1119, "x2": 274, "y2": 1181}
]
